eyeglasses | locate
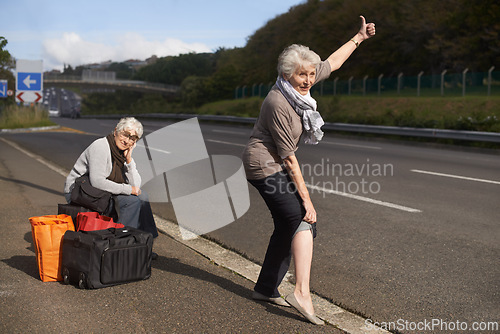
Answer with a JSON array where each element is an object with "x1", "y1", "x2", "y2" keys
[{"x1": 118, "y1": 131, "x2": 140, "y2": 142}]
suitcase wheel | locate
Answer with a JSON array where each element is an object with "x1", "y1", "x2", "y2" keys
[
  {"x1": 78, "y1": 272, "x2": 87, "y2": 289},
  {"x1": 62, "y1": 267, "x2": 70, "y2": 285}
]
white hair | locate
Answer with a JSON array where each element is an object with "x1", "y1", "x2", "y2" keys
[
  {"x1": 115, "y1": 117, "x2": 143, "y2": 138},
  {"x1": 277, "y1": 44, "x2": 321, "y2": 79}
]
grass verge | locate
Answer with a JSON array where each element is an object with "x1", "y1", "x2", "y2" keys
[
  {"x1": 198, "y1": 96, "x2": 500, "y2": 133},
  {"x1": 0, "y1": 104, "x2": 55, "y2": 130},
  {"x1": 317, "y1": 96, "x2": 500, "y2": 132}
]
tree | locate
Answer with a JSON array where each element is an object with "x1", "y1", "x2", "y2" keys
[
  {"x1": 0, "y1": 37, "x2": 13, "y2": 69},
  {"x1": 0, "y1": 37, "x2": 15, "y2": 106},
  {"x1": 231, "y1": 0, "x2": 500, "y2": 83},
  {"x1": 133, "y1": 53, "x2": 215, "y2": 85},
  {"x1": 106, "y1": 62, "x2": 134, "y2": 80},
  {"x1": 181, "y1": 76, "x2": 209, "y2": 107},
  {"x1": 89, "y1": 0, "x2": 500, "y2": 110}
]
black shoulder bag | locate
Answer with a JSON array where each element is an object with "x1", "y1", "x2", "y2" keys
[{"x1": 70, "y1": 175, "x2": 112, "y2": 214}]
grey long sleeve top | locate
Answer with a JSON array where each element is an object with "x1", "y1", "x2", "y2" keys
[{"x1": 64, "y1": 137, "x2": 141, "y2": 195}]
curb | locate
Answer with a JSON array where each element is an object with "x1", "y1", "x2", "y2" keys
[
  {"x1": 153, "y1": 215, "x2": 390, "y2": 334},
  {"x1": 0, "y1": 125, "x2": 61, "y2": 133}
]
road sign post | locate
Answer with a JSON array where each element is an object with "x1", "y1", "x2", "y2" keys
[{"x1": 15, "y1": 59, "x2": 43, "y2": 104}]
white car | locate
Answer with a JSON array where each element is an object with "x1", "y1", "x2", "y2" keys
[{"x1": 48, "y1": 108, "x2": 60, "y2": 117}]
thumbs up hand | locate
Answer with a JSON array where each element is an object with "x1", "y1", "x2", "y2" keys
[{"x1": 358, "y1": 15, "x2": 376, "y2": 41}]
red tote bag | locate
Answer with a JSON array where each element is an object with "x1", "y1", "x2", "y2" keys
[
  {"x1": 29, "y1": 214, "x2": 75, "y2": 282},
  {"x1": 76, "y1": 212, "x2": 124, "y2": 231}
]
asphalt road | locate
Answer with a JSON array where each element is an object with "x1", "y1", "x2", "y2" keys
[
  {"x1": 0, "y1": 121, "x2": 343, "y2": 334},
  {"x1": 3, "y1": 116, "x2": 499, "y2": 333},
  {"x1": 44, "y1": 87, "x2": 81, "y2": 117}
]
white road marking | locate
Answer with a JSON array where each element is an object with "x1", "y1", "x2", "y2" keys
[
  {"x1": 137, "y1": 143, "x2": 171, "y2": 155},
  {"x1": 209, "y1": 133, "x2": 381, "y2": 150},
  {"x1": 1, "y1": 138, "x2": 68, "y2": 177},
  {"x1": 212, "y1": 129, "x2": 248, "y2": 136},
  {"x1": 306, "y1": 183, "x2": 422, "y2": 213},
  {"x1": 206, "y1": 139, "x2": 246, "y2": 147},
  {"x1": 411, "y1": 169, "x2": 500, "y2": 185},
  {"x1": 204, "y1": 138, "x2": 418, "y2": 212},
  {"x1": 322, "y1": 141, "x2": 382, "y2": 150},
  {"x1": 3, "y1": 136, "x2": 422, "y2": 213}
]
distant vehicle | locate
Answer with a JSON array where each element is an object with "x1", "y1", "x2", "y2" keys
[
  {"x1": 48, "y1": 108, "x2": 60, "y2": 117},
  {"x1": 70, "y1": 105, "x2": 81, "y2": 119}
]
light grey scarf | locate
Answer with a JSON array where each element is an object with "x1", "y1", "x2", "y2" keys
[{"x1": 276, "y1": 76, "x2": 324, "y2": 145}]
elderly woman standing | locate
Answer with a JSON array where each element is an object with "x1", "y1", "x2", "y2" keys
[
  {"x1": 242, "y1": 16, "x2": 375, "y2": 325},
  {"x1": 64, "y1": 117, "x2": 158, "y2": 246}
]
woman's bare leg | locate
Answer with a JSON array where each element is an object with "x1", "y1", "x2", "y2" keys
[{"x1": 291, "y1": 229, "x2": 315, "y2": 315}]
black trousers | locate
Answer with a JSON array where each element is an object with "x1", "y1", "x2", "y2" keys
[{"x1": 249, "y1": 170, "x2": 316, "y2": 298}]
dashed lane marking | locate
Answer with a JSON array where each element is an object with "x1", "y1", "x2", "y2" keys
[
  {"x1": 411, "y1": 169, "x2": 500, "y2": 185},
  {"x1": 205, "y1": 139, "x2": 246, "y2": 147},
  {"x1": 306, "y1": 183, "x2": 422, "y2": 213}
]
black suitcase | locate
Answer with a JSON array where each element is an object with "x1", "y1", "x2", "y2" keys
[{"x1": 61, "y1": 227, "x2": 153, "y2": 289}]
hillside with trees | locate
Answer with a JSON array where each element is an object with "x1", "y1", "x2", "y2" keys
[
  {"x1": 122, "y1": 0, "x2": 498, "y2": 106},
  {"x1": 240, "y1": 0, "x2": 499, "y2": 82},
  {"x1": 45, "y1": 0, "x2": 499, "y2": 116}
]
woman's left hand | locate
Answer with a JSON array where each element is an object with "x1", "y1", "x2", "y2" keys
[
  {"x1": 131, "y1": 186, "x2": 141, "y2": 196},
  {"x1": 358, "y1": 15, "x2": 376, "y2": 41},
  {"x1": 302, "y1": 198, "x2": 317, "y2": 224},
  {"x1": 124, "y1": 142, "x2": 136, "y2": 164}
]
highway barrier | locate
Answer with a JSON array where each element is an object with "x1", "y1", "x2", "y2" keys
[{"x1": 83, "y1": 113, "x2": 500, "y2": 143}]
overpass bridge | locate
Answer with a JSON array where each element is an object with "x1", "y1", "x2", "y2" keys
[{"x1": 44, "y1": 75, "x2": 180, "y2": 96}]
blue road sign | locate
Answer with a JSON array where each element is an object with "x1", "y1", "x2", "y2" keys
[
  {"x1": 0, "y1": 80, "x2": 7, "y2": 98},
  {"x1": 17, "y1": 72, "x2": 42, "y2": 91}
]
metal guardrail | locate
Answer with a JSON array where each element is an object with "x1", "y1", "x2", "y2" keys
[
  {"x1": 321, "y1": 123, "x2": 500, "y2": 143},
  {"x1": 82, "y1": 113, "x2": 500, "y2": 143}
]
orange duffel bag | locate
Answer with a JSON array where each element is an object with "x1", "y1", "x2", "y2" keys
[{"x1": 29, "y1": 214, "x2": 75, "y2": 282}]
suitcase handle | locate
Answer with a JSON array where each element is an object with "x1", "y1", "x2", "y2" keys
[
  {"x1": 102, "y1": 228, "x2": 142, "y2": 247},
  {"x1": 104, "y1": 228, "x2": 134, "y2": 239}
]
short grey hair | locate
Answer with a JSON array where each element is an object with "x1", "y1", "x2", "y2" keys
[
  {"x1": 115, "y1": 117, "x2": 143, "y2": 138},
  {"x1": 277, "y1": 44, "x2": 321, "y2": 79}
]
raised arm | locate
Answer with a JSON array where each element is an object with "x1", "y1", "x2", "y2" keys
[{"x1": 326, "y1": 15, "x2": 376, "y2": 72}]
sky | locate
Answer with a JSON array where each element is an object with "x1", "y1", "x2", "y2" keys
[{"x1": 1, "y1": 0, "x2": 305, "y2": 71}]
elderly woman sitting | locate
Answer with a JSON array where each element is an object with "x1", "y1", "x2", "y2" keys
[{"x1": 64, "y1": 117, "x2": 158, "y2": 244}]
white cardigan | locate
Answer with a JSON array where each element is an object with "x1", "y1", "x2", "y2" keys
[{"x1": 64, "y1": 137, "x2": 141, "y2": 196}]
